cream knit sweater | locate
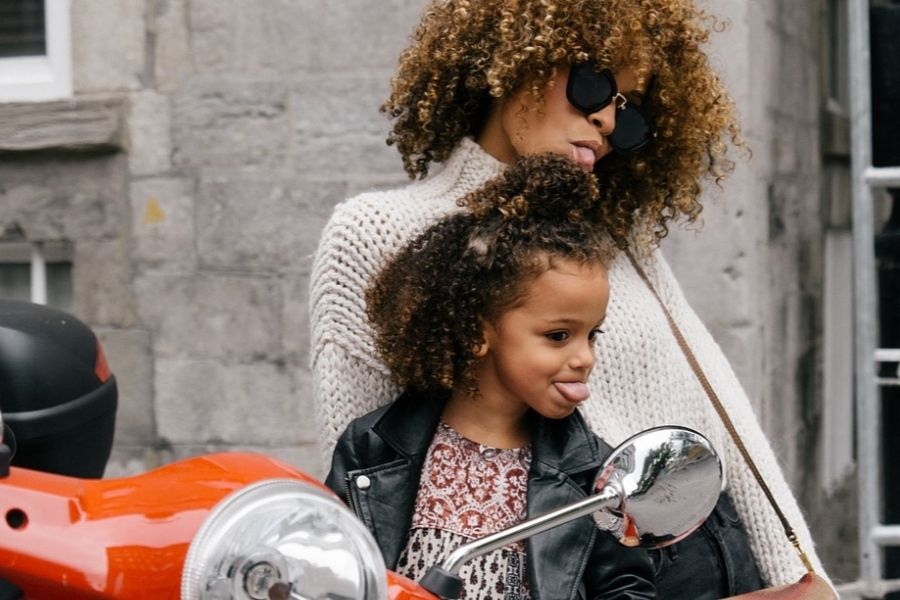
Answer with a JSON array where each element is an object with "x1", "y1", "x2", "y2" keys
[{"x1": 309, "y1": 137, "x2": 828, "y2": 588}]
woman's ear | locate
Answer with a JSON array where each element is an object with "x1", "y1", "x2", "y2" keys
[{"x1": 473, "y1": 341, "x2": 489, "y2": 358}]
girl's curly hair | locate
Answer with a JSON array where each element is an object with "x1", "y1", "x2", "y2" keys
[
  {"x1": 382, "y1": 0, "x2": 744, "y2": 242},
  {"x1": 366, "y1": 154, "x2": 615, "y2": 393}
]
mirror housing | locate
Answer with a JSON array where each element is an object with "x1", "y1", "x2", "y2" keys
[{"x1": 591, "y1": 425, "x2": 722, "y2": 549}]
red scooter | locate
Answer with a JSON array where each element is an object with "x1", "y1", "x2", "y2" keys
[{"x1": 0, "y1": 301, "x2": 723, "y2": 599}]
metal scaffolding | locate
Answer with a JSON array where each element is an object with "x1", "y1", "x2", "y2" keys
[{"x1": 846, "y1": 0, "x2": 900, "y2": 597}]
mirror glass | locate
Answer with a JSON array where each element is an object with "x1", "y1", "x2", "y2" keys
[{"x1": 592, "y1": 426, "x2": 722, "y2": 549}]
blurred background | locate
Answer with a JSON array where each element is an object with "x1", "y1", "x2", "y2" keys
[{"x1": 0, "y1": 0, "x2": 898, "y2": 596}]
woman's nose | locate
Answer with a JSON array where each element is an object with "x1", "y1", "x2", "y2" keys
[{"x1": 588, "y1": 103, "x2": 617, "y2": 136}]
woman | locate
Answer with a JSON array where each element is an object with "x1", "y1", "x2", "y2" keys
[{"x1": 309, "y1": 0, "x2": 828, "y2": 596}]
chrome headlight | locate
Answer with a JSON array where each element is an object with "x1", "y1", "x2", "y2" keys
[{"x1": 181, "y1": 479, "x2": 387, "y2": 600}]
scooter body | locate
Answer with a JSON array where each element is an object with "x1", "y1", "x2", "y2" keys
[
  {"x1": 0, "y1": 452, "x2": 436, "y2": 600},
  {"x1": 1, "y1": 453, "x2": 314, "y2": 599}
]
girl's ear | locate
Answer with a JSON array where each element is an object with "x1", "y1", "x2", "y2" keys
[{"x1": 474, "y1": 322, "x2": 492, "y2": 358}]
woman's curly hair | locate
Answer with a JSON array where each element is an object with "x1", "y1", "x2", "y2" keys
[
  {"x1": 382, "y1": 0, "x2": 744, "y2": 242},
  {"x1": 366, "y1": 154, "x2": 615, "y2": 393}
]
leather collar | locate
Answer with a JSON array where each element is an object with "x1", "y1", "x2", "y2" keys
[{"x1": 371, "y1": 389, "x2": 605, "y2": 476}]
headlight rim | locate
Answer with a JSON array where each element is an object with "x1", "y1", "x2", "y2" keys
[{"x1": 180, "y1": 477, "x2": 387, "y2": 600}]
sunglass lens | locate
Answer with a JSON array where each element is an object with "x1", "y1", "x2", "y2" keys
[
  {"x1": 609, "y1": 104, "x2": 654, "y2": 153},
  {"x1": 567, "y1": 64, "x2": 615, "y2": 113}
]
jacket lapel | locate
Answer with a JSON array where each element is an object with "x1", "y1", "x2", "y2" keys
[
  {"x1": 353, "y1": 458, "x2": 422, "y2": 569},
  {"x1": 363, "y1": 391, "x2": 447, "y2": 568},
  {"x1": 526, "y1": 412, "x2": 607, "y2": 600}
]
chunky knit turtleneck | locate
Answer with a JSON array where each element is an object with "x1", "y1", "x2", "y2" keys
[{"x1": 309, "y1": 137, "x2": 828, "y2": 588}]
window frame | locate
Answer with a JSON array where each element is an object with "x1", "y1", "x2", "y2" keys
[
  {"x1": 0, "y1": 241, "x2": 73, "y2": 309},
  {"x1": 0, "y1": 0, "x2": 72, "y2": 102},
  {"x1": 818, "y1": 0, "x2": 854, "y2": 491}
]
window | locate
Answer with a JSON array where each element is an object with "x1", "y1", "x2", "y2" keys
[
  {"x1": 0, "y1": 1, "x2": 46, "y2": 57},
  {"x1": 0, "y1": 241, "x2": 73, "y2": 311},
  {"x1": 0, "y1": 0, "x2": 71, "y2": 102}
]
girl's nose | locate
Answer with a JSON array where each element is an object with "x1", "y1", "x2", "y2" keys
[
  {"x1": 588, "y1": 103, "x2": 617, "y2": 136},
  {"x1": 570, "y1": 340, "x2": 597, "y2": 371}
]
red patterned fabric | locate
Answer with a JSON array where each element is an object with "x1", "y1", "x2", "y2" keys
[{"x1": 396, "y1": 422, "x2": 533, "y2": 599}]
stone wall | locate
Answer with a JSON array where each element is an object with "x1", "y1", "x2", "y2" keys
[
  {"x1": 107, "y1": 0, "x2": 425, "y2": 475},
  {"x1": 667, "y1": 0, "x2": 823, "y2": 488},
  {"x1": 0, "y1": 0, "x2": 425, "y2": 477}
]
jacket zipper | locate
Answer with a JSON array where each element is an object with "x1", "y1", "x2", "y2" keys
[{"x1": 343, "y1": 476, "x2": 362, "y2": 518}]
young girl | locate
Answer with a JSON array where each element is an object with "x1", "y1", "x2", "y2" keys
[{"x1": 325, "y1": 155, "x2": 655, "y2": 600}]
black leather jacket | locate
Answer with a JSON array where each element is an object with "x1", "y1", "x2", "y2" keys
[{"x1": 325, "y1": 390, "x2": 656, "y2": 600}]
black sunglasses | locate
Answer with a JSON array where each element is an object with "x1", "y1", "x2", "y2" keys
[{"x1": 566, "y1": 62, "x2": 656, "y2": 154}]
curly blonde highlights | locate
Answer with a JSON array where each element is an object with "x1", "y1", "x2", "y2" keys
[{"x1": 383, "y1": 0, "x2": 744, "y2": 242}]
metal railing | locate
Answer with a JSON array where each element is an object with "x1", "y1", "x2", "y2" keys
[{"x1": 847, "y1": 0, "x2": 900, "y2": 596}]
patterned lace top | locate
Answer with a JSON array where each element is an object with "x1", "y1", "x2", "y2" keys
[{"x1": 396, "y1": 422, "x2": 533, "y2": 599}]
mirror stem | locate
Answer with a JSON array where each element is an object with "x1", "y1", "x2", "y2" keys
[
  {"x1": 420, "y1": 486, "x2": 621, "y2": 599},
  {"x1": 444, "y1": 485, "x2": 619, "y2": 573}
]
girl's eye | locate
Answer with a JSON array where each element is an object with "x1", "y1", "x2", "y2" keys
[
  {"x1": 588, "y1": 328, "x2": 605, "y2": 342},
  {"x1": 546, "y1": 331, "x2": 569, "y2": 342}
]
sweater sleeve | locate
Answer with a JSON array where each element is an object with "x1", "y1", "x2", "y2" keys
[
  {"x1": 309, "y1": 139, "x2": 505, "y2": 469},
  {"x1": 313, "y1": 342, "x2": 399, "y2": 464},
  {"x1": 641, "y1": 250, "x2": 831, "y2": 588},
  {"x1": 310, "y1": 196, "x2": 402, "y2": 467}
]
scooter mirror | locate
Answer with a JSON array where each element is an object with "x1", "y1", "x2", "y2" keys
[{"x1": 591, "y1": 425, "x2": 722, "y2": 549}]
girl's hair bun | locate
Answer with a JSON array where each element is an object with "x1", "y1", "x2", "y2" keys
[{"x1": 459, "y1": 153, "x2": 600, "y2": 223}]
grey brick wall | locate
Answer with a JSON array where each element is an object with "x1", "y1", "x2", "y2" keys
[{"x1": 86, "y1": 0, "x2": 423, "y2": 478}]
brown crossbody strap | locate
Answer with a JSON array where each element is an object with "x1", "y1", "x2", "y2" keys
[{"x1": 625, "y1": 249, "x2": 815, "y2": 574}]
